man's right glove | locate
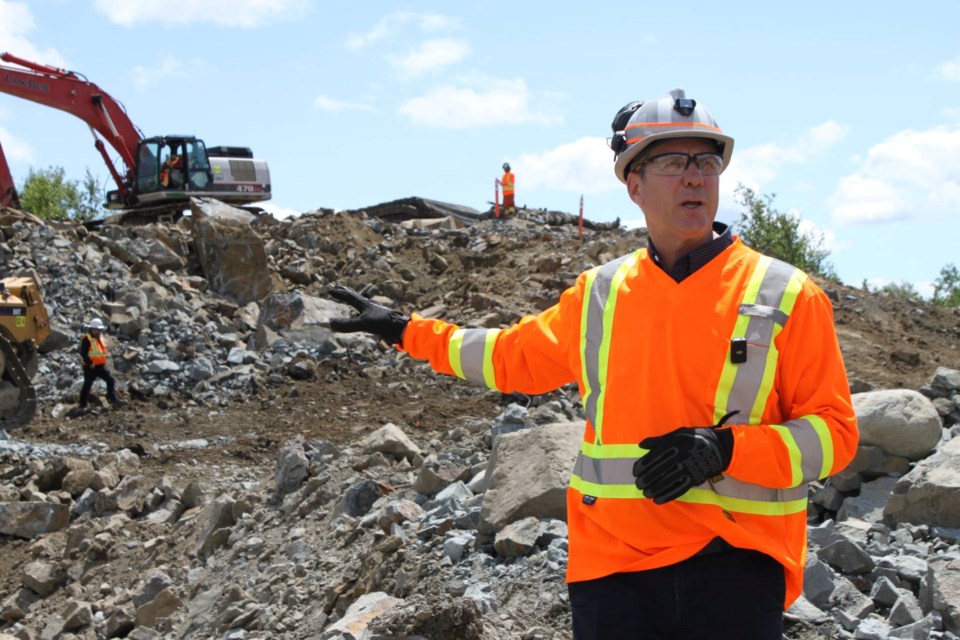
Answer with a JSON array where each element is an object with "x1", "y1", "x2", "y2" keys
[{"x1": 328, "y1": 285, "x2": 410, "y2": 346}]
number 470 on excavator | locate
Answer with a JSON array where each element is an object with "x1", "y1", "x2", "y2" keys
[{"x1": 0, "y1": 51, "x2": 271, "y2": 222}]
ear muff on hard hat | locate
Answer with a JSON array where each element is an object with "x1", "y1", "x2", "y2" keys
[
  {"x1": 608, "y1": 100, "x2": 645, "y2": 156},
  {"x1": 610, "y1": 88, "x2": 734, "y2": 184}
]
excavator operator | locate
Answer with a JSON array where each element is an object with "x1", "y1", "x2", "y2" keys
[{"x1": 160, "y1": 149, "x2": 183, "y2": 188}]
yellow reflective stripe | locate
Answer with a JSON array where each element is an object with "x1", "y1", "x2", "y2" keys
[
  {"x1": 593, "y1": 257, "x2": 635, "y2": 444},
  {"x1": 809, "y1": 414, "x2": 834, "y2": 478},
  {"x1": 569, "y1": 476, "x2": 808, "y2": 515},
  {"x1": 771, "y1": 424, "x2": 803, "y2": 487},
  {"x1": 580, "y1": 441, "x2": 645, "y2": 459},
  {"x1": 743, "y1": 255, "x2": 771, "y2": 305},
  {"x1": 448, "y1": 329, "x2": 466, "y2": 379},
  {"x1": 780, "y1": 269, "x2": 807, "y2": 317},
  {"x1": 481, "y1": 329, "x2": 499, "y2": 389},
  {"x1": 713, "y1": 256, "x2": 771, "y2": 422},
  {"x1": 569, "y1": 475, "x2": 642, "y2": 499},
  {"x1": 677, "y1": 488, "x2": 808, "y2": 516}
]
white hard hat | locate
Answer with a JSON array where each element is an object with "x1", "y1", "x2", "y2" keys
[
  {"x1": 609, "y1": 88, "x2": 734, "y2": 184},
  {"x1": 87, "y1": 318, "x2": 106, "y2": 330}
]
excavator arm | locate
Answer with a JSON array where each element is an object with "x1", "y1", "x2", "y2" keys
[
  {"x1": 0, "y1": 141, "x2": 19, "y2": 209},
  {"x1": 0, "y1": 51, "x2": 143, "y2": 204}
]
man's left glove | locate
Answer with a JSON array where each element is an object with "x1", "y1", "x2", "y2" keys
[
  {"x1": 328, "y1": 285, "x2": 410, "y2": 346},
  {"x1": 632, "y1": 411, "x2": 738, "y2": 505}
]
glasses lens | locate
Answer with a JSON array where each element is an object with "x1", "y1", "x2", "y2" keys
[
  {"x1": 644, "y1": 153, "x2": 723, "y2": 175},
  {"x1": 696, "y1": 154, "x2": 723, "y2": 175},
  {"x1": 647, "y1": 154, "x2": 689, "y2": 175}
]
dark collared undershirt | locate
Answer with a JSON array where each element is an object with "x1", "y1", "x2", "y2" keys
[{"x1": 648, "y1": 222, "x2": 733, "y2": 283}]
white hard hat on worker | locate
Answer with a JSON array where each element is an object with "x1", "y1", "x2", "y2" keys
[{"x1": 609, "y1": 88, "x2": 734, "y2": 184}]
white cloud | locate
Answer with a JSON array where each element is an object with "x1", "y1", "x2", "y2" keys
[
  {"x1": 938, "y1": 57, "x2": 960, "y2": 82},
  {"x1": 130, "y1": 54, "x2": 194, "y2": 89},
  {"x1": 716, "y1": 120, "x2": 850, "y2": 218},
  {"x1": 0, "y1": 0, "x2": 66, "y2": 66},
  {"x1": 389, "y1": 39, "x2": 469, "y2": 77},
  {"x1": 346, "y1": 11, "x2": 457, "y2": 51},
  {"x1": 726, "y1": 120, "x2": 849, "y2": 185},
  {"x1": 517, "y1": 137, "x2": 617, "y2": 194},
  {"x1": 829, "y1": 126, "x2": 960, "y2": 224},
  {"x1": 797, "y1": 216, "x2": 843, "y2": 253},
  {"x1": 313, "y1": 95, "x2": 373, "y2": 112},
  {"x1": 92, "y1": 0, "x2": 309, "y2": 27},
  {"x1": 418, "y1": 14, "x2": 458, "y2": 32},
  {"x1": 0, "y1": 125, "x2": 33, "y2": 163},
  {"x1": 397, "y1": 76, "x2": 562, "y2": 129},
  {"x1": 915, "y1": 280, "x2": 935, "y2": 300}
]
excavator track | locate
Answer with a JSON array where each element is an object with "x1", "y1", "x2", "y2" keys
[{"x1": 0, "y1": 334, "x2": 36, "y2": 430}]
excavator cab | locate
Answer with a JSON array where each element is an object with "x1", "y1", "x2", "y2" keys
[
  {"x1": 107, "y1": 135, "x2": 270, "y2": 214},
  {"x1": 0, "y1": 276, "x2": 51, "y2": 429},
  {"x1": 132, "y1": 137, "x2": 212, "y2": 196}
]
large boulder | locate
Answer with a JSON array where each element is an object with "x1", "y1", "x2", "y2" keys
[
  {"x1": 853, "y1": 390, "x2": 942, "y2": 461},
  {"x1": 478, "y1": 421, "x2": 582, "y2": 536},
  {"x1": 190, "y1": 198, "x2": 274, "y2": 304},
  {"x1": 884, "y1": 436, "x2": 960, "y2": 528}
]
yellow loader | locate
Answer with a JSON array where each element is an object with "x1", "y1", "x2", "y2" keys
[{"x1": 0, "y1": 276, "x2": 50, "y2": 429}]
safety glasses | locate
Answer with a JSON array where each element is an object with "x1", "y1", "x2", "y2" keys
[{"x1": 635, "y1": 152, "x2": 723, "y2": 176}]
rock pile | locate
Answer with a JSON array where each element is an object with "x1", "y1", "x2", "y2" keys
[{"x1": 1, "y1": 199, "x2": 960, "y2": 639}]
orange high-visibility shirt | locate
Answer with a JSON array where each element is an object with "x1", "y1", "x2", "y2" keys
[
  {"x1": 501, "y1": 171, "x2": 515, "y2": 196},
  {"x1": 400, "y1": 238, "x2": 858, "y2": 608}
]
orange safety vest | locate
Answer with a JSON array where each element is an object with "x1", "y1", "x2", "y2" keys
[
  {"x1": 501, "y1": 170, "x2": 515, "y2": 196},
  {"x1": 400, "y1": 238, "x2": 858, "y2": 608},
  {"x1": 86, "y1": 333, "x2": 108, "y2": 365}
]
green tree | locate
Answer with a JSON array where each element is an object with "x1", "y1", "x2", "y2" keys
[
  {"x1": 932, "y1": 264, "x2": 960, "y2": 308},
  {"x1": 17, "y1": 166, "x2": 105, "y2": 221},
  {"x1": 76, "y1": 169, "x2": 107, "y2": 222},
  {"x1": 733, "y1": 185, "x2": 836, "y2": 279}
]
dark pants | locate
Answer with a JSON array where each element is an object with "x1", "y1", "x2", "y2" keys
[
  {"x1": 79, "y1": 365, "x2": 118, "y2": 407},
  {"x1": 569, "y1": 546, "x2": 785, "y2": 640}
]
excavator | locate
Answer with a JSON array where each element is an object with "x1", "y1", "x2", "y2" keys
[
  {"x1": 0, "y1": 51, "x2": 271, "y2": 222},
  {"x1": 0, "y1": 276, "x2": 50, "y2": 429}
]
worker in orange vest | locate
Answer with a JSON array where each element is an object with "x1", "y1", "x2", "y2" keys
[
  {"x1": 497, "y1": 162, "x2": 516, "y2": 216},
  {"x1": 160, "y1": 150, "x2": 183, "y2": 188},
  {"x1": 328, "y1": 88, "x2": 858, "y2": 640},
  {"x1": 77, "y1": 318, "x2": 125, "y2": 409}
]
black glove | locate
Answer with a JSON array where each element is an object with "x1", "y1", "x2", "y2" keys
[
  {"x1": 328, "y1": 285, "x2": 410, "y2": 346},
  {"x1": 632, "y1": 411, "x2": 738, "y2": 505}
]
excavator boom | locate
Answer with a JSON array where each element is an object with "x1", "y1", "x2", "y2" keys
[
  {"x1": 0, "y1": 141, "x2": 20, "y2": 209},
  {"x1": 0, "y1": 52, "x2": 141, "y2": 202}
]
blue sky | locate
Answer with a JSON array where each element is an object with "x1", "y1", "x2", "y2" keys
[{"x1": 2, "y1": 1, "x2": 959, "y2": 297}]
